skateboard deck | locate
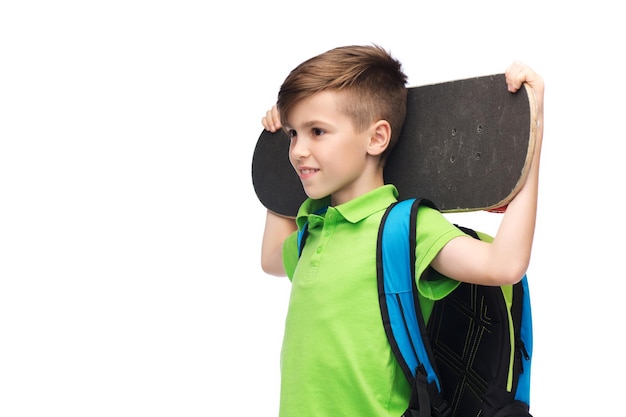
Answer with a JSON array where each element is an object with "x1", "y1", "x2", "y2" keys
[{"x1": 252, "y1": 73, "x2": 537, "y2": 218}]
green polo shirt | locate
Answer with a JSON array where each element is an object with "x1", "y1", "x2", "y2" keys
[{"x1": 279, "y1": 185, "x2": 466, "y2": 417}]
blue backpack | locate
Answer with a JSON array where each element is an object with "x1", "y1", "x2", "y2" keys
[{"x1": 298, "y1": 198, "x2": 533, "y2": 417}]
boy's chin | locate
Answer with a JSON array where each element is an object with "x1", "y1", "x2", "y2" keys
[
  {"x1": 302, "y1": 188, "x2": 329, "y2": 201},
  {"x1": 304, "y1": 193, "x2": 325, "y2": 201}
]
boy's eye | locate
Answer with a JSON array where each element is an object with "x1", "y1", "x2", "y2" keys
[
  {"x1": 312, "y1": 128, "x2": 324, "y2": 136},
  {"x1": 287, "y1": 129, "x2": 297, "y2": 139}
]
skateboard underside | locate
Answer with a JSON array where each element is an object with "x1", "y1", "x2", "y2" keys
[{"x1": 252, "y1": 73, "x2": 536, "y2": 218}]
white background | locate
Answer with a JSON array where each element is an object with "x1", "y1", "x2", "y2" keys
[{"x1": 1, "y1": 1, "x2": 623, "y2": 415}]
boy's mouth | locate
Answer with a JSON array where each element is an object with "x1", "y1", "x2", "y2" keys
[{"x1": 298, "y1": 167, "x2": 319, "y2": 179}]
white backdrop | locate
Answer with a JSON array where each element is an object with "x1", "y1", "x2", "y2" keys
[{"x1": 1, "y1": 1, "x2": 623, "y2": 415}]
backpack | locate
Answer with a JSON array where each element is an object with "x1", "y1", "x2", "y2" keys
[
  {"x1": 378, "y1": 198, "x2": 533, "y2": 417},
  {"x1": 297, "y1": 198, "x2": 533, "y2": 417}
]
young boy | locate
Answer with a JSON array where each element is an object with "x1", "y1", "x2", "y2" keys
[{"x1": 260, "y1": 44, "x2": 544, "y2": 416}]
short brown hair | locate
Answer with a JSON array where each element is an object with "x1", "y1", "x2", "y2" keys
[{"x1": 277, "y1": 44, "x2": 408, "y2": 164}]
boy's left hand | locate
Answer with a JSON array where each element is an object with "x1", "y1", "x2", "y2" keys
[
  {"x1": 262, "y1": 105, "x2": 282, "y2": 132},
  {"x1": 505, "y1": 61, "x2": 544, "y2": 117}
]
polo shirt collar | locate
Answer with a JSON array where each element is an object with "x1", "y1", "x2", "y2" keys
[{"x1": 296, "y1": 185, "x2": 399, "y2": 229}]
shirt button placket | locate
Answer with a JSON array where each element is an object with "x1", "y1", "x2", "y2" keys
[{"x1": 317, "y1": 210, "x2": 335, "y2": 254}]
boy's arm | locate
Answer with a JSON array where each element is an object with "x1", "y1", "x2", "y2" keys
[
  {"x1": 261, "y1": 210, "x2": 297, "y2": 276},
  {"x1": 431, "y1": 61, "x2": 545, "y2": 286}
]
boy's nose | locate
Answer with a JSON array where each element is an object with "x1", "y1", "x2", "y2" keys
[{"x1": 289, "y1": 137, "x2": 310, "y2": 160}]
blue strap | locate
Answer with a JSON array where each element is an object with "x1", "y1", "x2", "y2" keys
[
  {"x1": 378, "y1": 198, "x2": 441, "y2": 391},
  {"x1": 515, "y1": 274, "x2": 533, "y2": 404}
]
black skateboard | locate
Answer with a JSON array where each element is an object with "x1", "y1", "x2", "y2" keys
[{"x1": 252, "y1": 73, "x2": 537, "y2": 218}]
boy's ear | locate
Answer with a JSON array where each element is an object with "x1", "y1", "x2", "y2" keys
[{"x1": 367, "y1": 120, "x2": 392, "y2": 156}]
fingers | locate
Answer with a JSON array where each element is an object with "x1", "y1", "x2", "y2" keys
[
  {"x1": 261, "y1": 105, "x2": 282, "y2": 132},
  {"x1": 505, "y1": 60, "x2": 544, "y2": 91},
  {"x1": 505, "y1": 60, "x2": 527, "y2": 92},
  {"x1": 505, "y1": 60, "x2": 544, "y2": 113}
]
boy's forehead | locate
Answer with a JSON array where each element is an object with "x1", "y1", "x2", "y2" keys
[{"x1": 285, "y1": 90, "x2": 347, "y2": 122}]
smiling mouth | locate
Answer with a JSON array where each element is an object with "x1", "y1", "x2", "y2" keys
[{"x1": 298, "y1": 167, "x2": 319, "y2": 180}]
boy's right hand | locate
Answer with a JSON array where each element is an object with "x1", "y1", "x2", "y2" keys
[{"x1": 261, "y1": 105, "x2": 282, "y2": 132}]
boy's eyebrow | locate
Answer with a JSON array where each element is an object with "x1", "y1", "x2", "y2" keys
[{"x1": 287, "y1": 120, "x2": 327, "y2": 130}]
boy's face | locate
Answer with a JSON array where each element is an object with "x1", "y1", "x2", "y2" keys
[{"x1": 283, "y1": 91, "x2": 380, "y2": 206}]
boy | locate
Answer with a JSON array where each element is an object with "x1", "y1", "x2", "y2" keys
[{"x1": 260, "y1": 44, "x2": 544, "y2": 416}]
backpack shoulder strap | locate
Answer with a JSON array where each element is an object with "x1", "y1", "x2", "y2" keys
[
  {"x1": 377, "y1": 198, "x2": 438, "y2": 384},
  {"x1": 377, "y1": 198, "x2": 446, "y2": 417}
]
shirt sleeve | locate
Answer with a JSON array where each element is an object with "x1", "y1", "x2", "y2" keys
[
  {"x1": 282, "y1": 231, "x2": 299, "y2": 281},
  {"x1": 414, "y1": 205, "x2": 467, "y2": 301}
]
